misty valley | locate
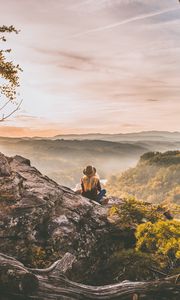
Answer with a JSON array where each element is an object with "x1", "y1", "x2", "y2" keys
[{"x1": 0, "y1": 131, "x2": 180, "y2": 189}]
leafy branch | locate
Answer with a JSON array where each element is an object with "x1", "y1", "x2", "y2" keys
[{"x1": 0, "y1": 25, "x2": 22, "y2": 121}]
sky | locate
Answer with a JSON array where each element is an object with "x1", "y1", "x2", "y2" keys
[{"x1": 0, "y1": 0, "x2": 180, "y2": 137}]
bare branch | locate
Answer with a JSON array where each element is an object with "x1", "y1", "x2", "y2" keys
[
  {"x1": 0, "y1": 98, "x2": 12, "y2": 111},
  {"x1": 0, "y1": 99, "x2": 22, "y2": 122},
  {"x1": 0, "y1": 25, "x2": 22, "y2": 121}
]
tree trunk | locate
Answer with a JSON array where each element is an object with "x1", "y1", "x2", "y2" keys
[{"x1": 0, "y1": 253, "x2": 179, "y2": 300}]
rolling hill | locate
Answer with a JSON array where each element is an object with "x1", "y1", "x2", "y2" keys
[{"x1": 107, "y1": 150, "x2": 180, "y2": 205}]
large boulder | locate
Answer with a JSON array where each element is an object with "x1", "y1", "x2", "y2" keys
[{"x1": 0, "y1": 152, "x2": 126, "y2": 283}]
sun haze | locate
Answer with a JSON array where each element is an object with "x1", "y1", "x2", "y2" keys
[{"x1": 0, "y1": 0, "x2": 180, "y2": 137}]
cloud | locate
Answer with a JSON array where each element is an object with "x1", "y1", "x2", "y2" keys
[
  {"x1": 72, "y1": 6, "x2": 180, "y2": 37},
  {"x1": 122, "y1": 123, "x2": 140, "y2": 128},
  {"x1": 33, "y1": 47, "x2": 123, "y2": 74},
  {"x1": 32, "y1": 48, "x2": 100, "y2": 72},
  {"x1": 35, "y1": 48, "x2": 92, "y2": 63},
  {"x1": 146, "y1": 99, "x2": 159, "y2": 102},
  {"x1": 12, "y1": 114, "x2": 41, "y2": 122}
]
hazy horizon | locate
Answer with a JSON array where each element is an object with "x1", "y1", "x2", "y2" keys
[{"x1": 0, "y1": 129, "x2": 180, "y2": 138}]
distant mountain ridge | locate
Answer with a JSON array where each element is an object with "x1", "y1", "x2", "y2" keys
[
  {"x1": 52, "y1": 131, "x2": 180, "y2": 142},
  {"x1": 1, "y1": 131, "x2": 180, "y2": 142}
]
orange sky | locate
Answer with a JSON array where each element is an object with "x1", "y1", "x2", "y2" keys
[
  {"x1": 0, "y1": 126, "x2": 61, "y2": 137},
  {"x1": 0, "y1": 125, "x2": 97, "y2": 137}
]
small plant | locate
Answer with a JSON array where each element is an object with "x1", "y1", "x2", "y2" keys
[
  {"x1": 136, "y1": 220, "x2": 180, "y2": 260},
  {"x1": 108, "y1": 197, "x2": 163, "y2": 228}
]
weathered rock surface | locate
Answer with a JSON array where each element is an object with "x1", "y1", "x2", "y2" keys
[
  {"x1": 0, "y1": 152, "x2": 127, "y2": 283},
  {"x1": 0, "y1": 152, "x2": 180, "y2": 299}
]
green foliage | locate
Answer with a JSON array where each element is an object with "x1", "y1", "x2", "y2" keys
[
  {"x1": 108, "y1": 197, "x2": 163, "y2": 229},
  {"x1": 108, "y1": 198, "x2": 180, "y2": 257},
  {"x1": 107, "y1": 199, "x2": 180, "y2": 282},
  {"x1": 136, "y1": 220, "x2": 180, "y2": 259},
  {"x1": 0, "y1": 25, "x2": 22, "y2": 121},
  {"x1": 140, "y1": 151, "x2": 180, "y2": 166},
  {"x1": 107, "y1": 151, "x2": 180, "y2": 206}
]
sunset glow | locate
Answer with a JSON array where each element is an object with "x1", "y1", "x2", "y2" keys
[{"x1": 0, "y1": 0, "x2": 180, "y2": 136}]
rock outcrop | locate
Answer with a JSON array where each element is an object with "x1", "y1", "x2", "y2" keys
[
  {"x1": 0, "y1": 152, "x2": 180, "y2": 300},
  {"x1": 0, "y1": 152, "x2": 127, "y2": 283}
]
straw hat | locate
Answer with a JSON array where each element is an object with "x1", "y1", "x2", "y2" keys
[{"x1": 83, "y1": 165, "x2": 96, "y2": 177}]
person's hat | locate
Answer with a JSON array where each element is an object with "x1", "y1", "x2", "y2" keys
[{"x1": 83, "y1": 165, "x2": 96, "y2": 176}]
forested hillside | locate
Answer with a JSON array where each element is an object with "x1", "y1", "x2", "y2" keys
[{"x1": 107, "y1": 151, "x2": 180, "y2": 205}]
